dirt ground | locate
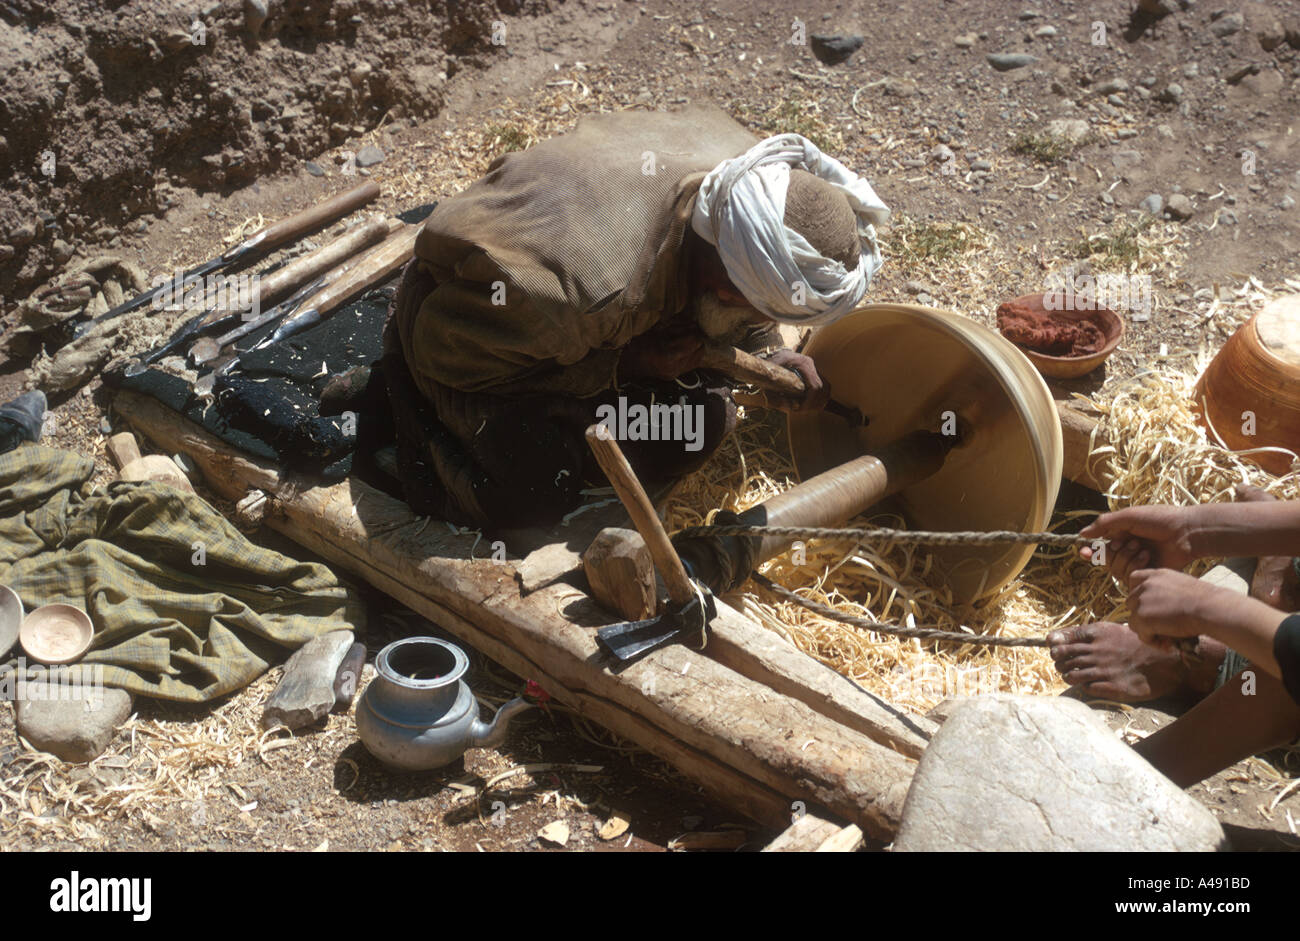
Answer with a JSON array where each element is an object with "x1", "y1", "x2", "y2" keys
[{"x1": 3, "y1": 0, "x2": 1300, "y2": 851}]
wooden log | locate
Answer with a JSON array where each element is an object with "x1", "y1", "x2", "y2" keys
[
  {"x1": 581, "y1": 527, "x2": 657, "y2": 622},
  {"x1": 1055, "y1": 399, "x2": 1112, "y2": 492},
  {"x1": 762, "y1": 812, "x2": 843, "y2": 852},
  {"x1": 815, "y1": 823, "x2": 864, "y2": 852},
  {"x1": 114, "y1": 390, "x2": 917, "y2": 837},
  {"x1": 706, "y1": 599, "x2": 935, "y2": 759}
]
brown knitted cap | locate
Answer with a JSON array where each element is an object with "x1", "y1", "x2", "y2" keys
[{"x1": 782, "y1": 168, "x2": 860, "y2": 269}]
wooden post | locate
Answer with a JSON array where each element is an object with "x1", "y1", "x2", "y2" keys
[{"x1": 584, "y1": 424, "x2": 694, "y2": 606}]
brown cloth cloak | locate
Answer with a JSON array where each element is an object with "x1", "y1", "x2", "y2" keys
[{"x1": 392, "y1": 104, "x2": 760, "y2": 400}]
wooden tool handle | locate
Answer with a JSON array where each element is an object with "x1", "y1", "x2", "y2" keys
[
  {"x1": 585, "y1": 424, "x2": 696, "y2": 607},
  {"x1": 298, "y1": 223, "x2": 418, "y2": 318},
  {"x1": 255, "y1": 214, "x2": 393, "y2": 303},
  {"x1": 240, "y1": 181, "x2": 381, "y2": 255},
  {"x1": 699, "y1": 342, "x2": 807, "y2": 397}
]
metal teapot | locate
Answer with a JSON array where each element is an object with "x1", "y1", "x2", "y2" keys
[{"x1": 356, "y1": 637, "x2": 531, "y2": 771}]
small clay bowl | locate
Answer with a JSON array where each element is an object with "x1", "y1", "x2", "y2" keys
[
  {"x1": 20, "y1": 603, "x2": 94, "y2": 665},
  {"x1": 0, "y1": 585, "x2": 22, "y2": 659},
  {"x1": 996, "y1": 292, "x2": 1124, "y2": 380}
]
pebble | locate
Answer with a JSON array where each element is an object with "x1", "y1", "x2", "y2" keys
[
  {"x1": 1034, "y1": 25, "x2": 1057, "y2": 37},
  {"x1": 1217, "y1": 208, "x2": 1238, "y2": 225},
  {"x1": 1158, "y1": 83, "x2": 1183, "y2": 103},
  {"x1": 1116, "y1": 128, "x2": 1138, "y2": 139},
  {"x1": 1156, "y1": 124, "x2": 1175, "y2": 140},
  {"x1": 1045, "y1": 118, "x2": 1089, "y2": 143},
  {"x1": 809, "y1": 33, "x2": 864, "y2": 66},
  {"x1": 99, "y1": 417, "x2": 112, "y2": 435},
  {"x1": 930, "y1": 143, "x2": 955, "y2": 164},
  {"x1": 1094, "y1": 78, "x2": 1129, "y2": 95},
  {"x1": 1278, "y1": 195, "x2": 1297, "y2": 211},
  {"x1": 987, "y1": 52, "x2": 1038, "y2": 71},
  {"x1": 1166, "y1": 193, "x2": 1194, "y2": 220},
  {"x1": 1099, "y1": 192, "x2": 1114, "y2": 205},
  {"x1": 953, "y1": 33, "x2": 977, "y2": 48},
  {"x1": 354, "y1": 145, "x2": 385, "y2": 168},
  {"x1": 970, "y1": 158, "x2": 992, "y2": 171},
  {"x1": 1209, "y1": 12, "x2": 1244, "y2": 38},
  {"x1": 1140, "y1": 193, "x2": 1164, "y2": 215},
  {"x1": 305, "y1": 161, "x2": 325, "y2": 177}
]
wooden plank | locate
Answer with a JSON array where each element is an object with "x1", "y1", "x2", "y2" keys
[
  {"x1": 707, "y1": 599, "x2": 935, "y2": 759},
  {"x1": 762, "y1": 812, "x2": 843, "y2": 852},
  {"x1": 113, "y1": 390, "x2": 918, "y2": 837},
  {"x1": 816, "y1": 823, "x2": 865, "y2": 852}
]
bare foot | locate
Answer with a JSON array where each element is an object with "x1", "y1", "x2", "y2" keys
[
  {"x1": 1235, "y1": 484, "x2": 1300, "y2": 610},
  {"x1": 1047, "y1": 621, "x2": 1219, "y2": 702}
]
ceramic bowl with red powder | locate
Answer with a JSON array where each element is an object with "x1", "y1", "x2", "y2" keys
[{"x1": 995, "y1": 293, "x2": 1124, "y2": 379}]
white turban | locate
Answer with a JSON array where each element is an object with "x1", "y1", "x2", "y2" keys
[{"x1": 690, "y1": 134, "x2": 890, "y2": 325}]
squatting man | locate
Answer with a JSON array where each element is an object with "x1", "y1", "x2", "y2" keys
[{"x1": 377, "y1": 105, "x2": 888, "y2": 527}]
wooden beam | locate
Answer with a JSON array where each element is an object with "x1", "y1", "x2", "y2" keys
[
  {"x1": 705, "y1": 599, "x2": 935, "y2": 759},
  {"x1": 1055, "y1": 399, "x2": 1112, "y2": 492},
  {"x1": 113, "y1": 390, "x2": 917, "y2": 837},
  {"x1": 816, "y1": 823, "x2": 865, "y2": 852},
  {"x1": 762, "y1": 812, "x2": 842, "y2": 852}
]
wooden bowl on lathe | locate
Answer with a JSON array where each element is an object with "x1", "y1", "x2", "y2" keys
[{"x1": 1194, "y1": 294, "x2": 1300, "y2": 477}]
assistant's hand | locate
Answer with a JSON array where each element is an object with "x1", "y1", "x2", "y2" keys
[
  {"x1": 1078, "y1": 505, "x2": 1204, "y2": 585},
  {"x1": 1126, "y1": 568, "x2": 1221, "y2": 648},
  {"x1": 765, "y1": 348, "x2": 830, "y2": 412}
]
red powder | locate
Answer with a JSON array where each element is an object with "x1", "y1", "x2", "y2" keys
[{"x1": 997, "y1": 301, "x2": 1106, "y2": 357}]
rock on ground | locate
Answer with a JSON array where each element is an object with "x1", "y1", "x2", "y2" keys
[
  {"x1": 1166, "y1": 193, "x2": 1194, "y2": 220},
  {"x1": 1045, "y1": 118, "x2": 1090, "y2": 144},
  {"x1": 15, "y1": 682, "x2": 133, "y2": 763},
  {"x1": 809, "y1": 34, "x2": 864, "y2": 66},
  {"x1": 263, "y1": 630, "x2": 355, "y2": 730},
  {"x1": 355, "y1": 145, "x2": 386, "y2": 168},
  {"x1": 987, "y1": 52, "x2": 1037, "y2": 72},
  {"x1": 894, "y1": 695, "x2": 1229, "y2": 852}
]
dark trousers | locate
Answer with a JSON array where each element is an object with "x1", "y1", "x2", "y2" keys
[{"x1": 381, "y1": 317, "x2": 735, "y2": 530}]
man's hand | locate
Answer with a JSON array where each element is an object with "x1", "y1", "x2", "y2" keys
[
  {"x1": 765, "y1": 348, "x2": 830, "y2": 412},
  {"x1": 619, "y1": 330, "x2": 705, "y2": 381},
  {"x1": 1079, "y1": 505, "x2": 1205, "y2": 585}
]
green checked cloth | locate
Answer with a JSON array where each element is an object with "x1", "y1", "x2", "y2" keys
[{"x1": 0, "y1": 445, "x2": 364, "y2": 702}]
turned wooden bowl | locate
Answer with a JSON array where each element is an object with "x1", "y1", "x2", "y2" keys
[
  {"x1": 1195, "y1": 294, "x2": 1300, "y2": 477},
  {"x1": 995, "y1": 293, "x2": 1124, "y2": 379},
  {"x1": 19, "y1": 603, "x2": 94, "y2": 665}
]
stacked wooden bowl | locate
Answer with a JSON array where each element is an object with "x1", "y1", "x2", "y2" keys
[{"x1": 1194, "y1": 294, "x2": 1300, "y2": 476}]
